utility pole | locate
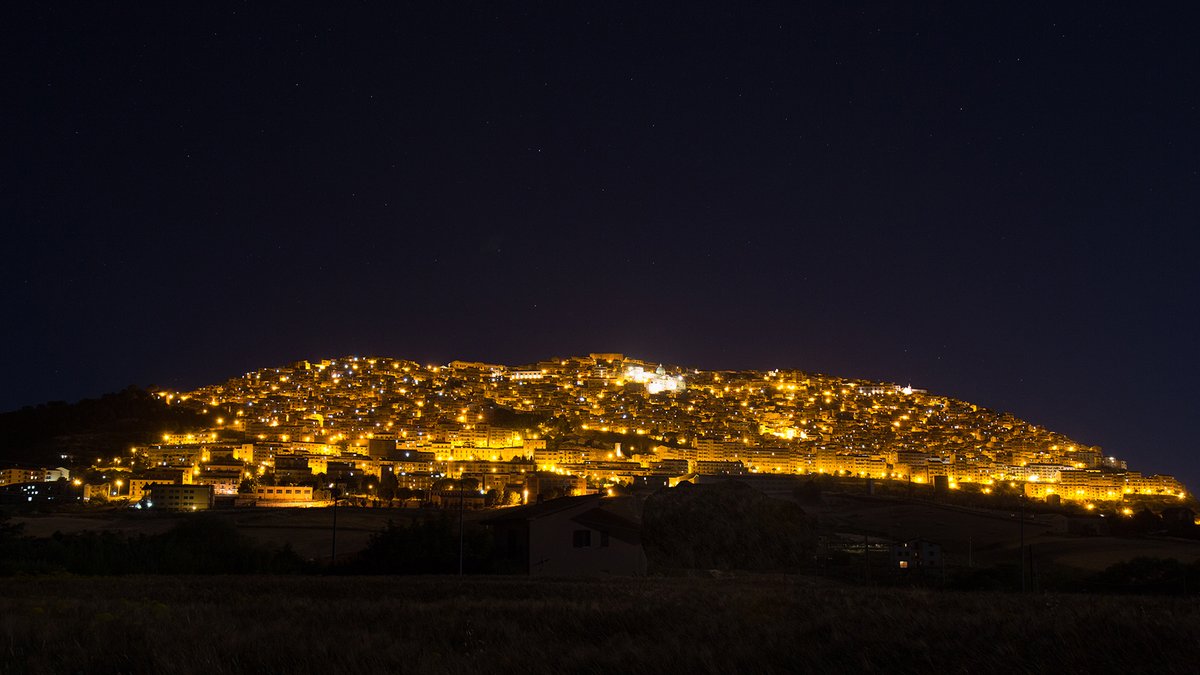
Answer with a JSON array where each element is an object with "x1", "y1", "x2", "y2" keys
[
  {"x1": 330, "y1": 488, "x2": 339, "y2": 567},
  {"x1": 1018, "y1": 494, "x2": 1026, "y2": 592},
  {"x1": 458, "y1": 482, "x2": 466, "y2": 576}
]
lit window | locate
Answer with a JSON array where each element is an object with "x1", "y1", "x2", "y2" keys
[{"x1": 899, "y1": 560, "x2": 909, "y2": 569}]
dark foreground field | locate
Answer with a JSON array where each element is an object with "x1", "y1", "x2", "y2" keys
[{"x1": 2, "y1": 575, "x2": 1199, "y2": 674}]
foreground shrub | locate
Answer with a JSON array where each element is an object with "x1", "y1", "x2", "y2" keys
[
  {"x1": 0, "y1": 516, "x2": 310, "y2": 575},
  {"x1": 338, "y1": 515, "x2": 494, "y2": 574}
]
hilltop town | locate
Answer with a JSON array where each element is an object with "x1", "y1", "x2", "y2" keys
[{"x1": 4, "y1": 353, "x2": 1184, "y2": 511}]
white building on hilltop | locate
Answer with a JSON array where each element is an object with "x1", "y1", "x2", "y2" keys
[{"x1": 625, "y1": 364, "x2": 685, "y2": 394}]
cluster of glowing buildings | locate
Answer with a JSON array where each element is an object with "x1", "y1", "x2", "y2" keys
[{"x1": 9, "y1": 353, "x2": 1185, "y2": 510}]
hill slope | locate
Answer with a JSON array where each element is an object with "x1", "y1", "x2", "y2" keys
[{"x1": 0, "y1": 387, "x2": 210, "y2": 465}]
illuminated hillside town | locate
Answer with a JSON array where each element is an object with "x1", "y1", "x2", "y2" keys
[{"x1": 1, "y1": 354, "x2": 1187, "y2": 511}]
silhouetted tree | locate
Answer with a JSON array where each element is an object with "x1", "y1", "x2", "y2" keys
[{"x1": 643, "y1": 481, "x2": 816, "y2": 571}]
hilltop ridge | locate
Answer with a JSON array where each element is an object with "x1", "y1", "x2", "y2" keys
[{"x1": 158, "y1": 352, "x2": 1185, "y2": 505}]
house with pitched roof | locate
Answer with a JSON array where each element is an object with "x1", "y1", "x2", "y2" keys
[{"x1": 483, "y1": 494, "x2": 647, "y2": 576}]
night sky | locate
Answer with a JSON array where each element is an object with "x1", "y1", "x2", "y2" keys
[{"x1": 4, "y1": 3, "x2": 1198, "y2": 488}]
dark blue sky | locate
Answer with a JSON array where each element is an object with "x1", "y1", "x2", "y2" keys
[{"x1": 3, "y1": 2, "x2": 1198, "y2": 488}]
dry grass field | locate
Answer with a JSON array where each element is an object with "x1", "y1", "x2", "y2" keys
[{"x1": 2, "y1": 575, "x2": 1199, "y2": 674}]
